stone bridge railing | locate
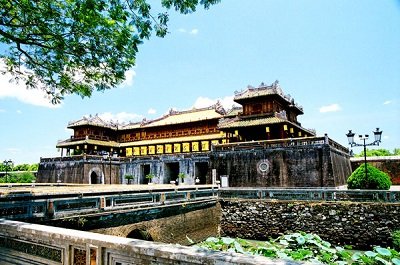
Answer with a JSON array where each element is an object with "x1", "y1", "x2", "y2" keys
[
  {"x1": 0, "y1": 219, "x2": 296, "y2": 265},
  {"x1": 219, "y1": 187, "x2": 400, "y2": 203},
  {"x1": 0, "y1": 186, "x2": 218, "y2": 221}
]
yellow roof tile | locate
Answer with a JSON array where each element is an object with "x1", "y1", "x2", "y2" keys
[
  {"x1": 218, "y1": 117, "x2": 286, "y2": 129},
  {"x1": 143, "y1": 108, "x2": 223, "y2": 128}
]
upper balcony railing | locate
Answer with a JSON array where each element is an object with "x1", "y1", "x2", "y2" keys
[{"x1": 213, "y1": 136, "x2": 349, "y2": 154}]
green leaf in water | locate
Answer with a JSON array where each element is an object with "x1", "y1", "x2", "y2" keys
[
  {"x1": 295, "y1": 235, "x2": 306, "y2": 245},
  {"x1": 392, "y1": 257, "x2": 400, "y2": 265},
  {"x1": 205, "y1": 237, "x2": 219, "y2": 243},
  {"x1": 364, "y1": 251, "x2": 377, "y2": 258},
  {"x1": 374, "y1": 247, "x2": 392, "y2": 257},
  {"x1": 279, "y1": 239, "x2": 289, "y2": 246},
  {"x1": 221, "y1": 237, "x2": 235, "y2": 245},
  {"x1": 375, "y1": 256, "x2": 391, "y2": 265},
  {"x1": 234, "y1": 241, "x2": 245, "y2": 254},
  {"x1": 352, "y1": 252, "x2": 362, "y2": 261}
]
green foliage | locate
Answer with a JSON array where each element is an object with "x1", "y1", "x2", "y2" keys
[
  {"x1": 393, "y1": 231, "x2": 400, "y2": 251},
  {"x1": 0, "y1": 172, "x2": 36, "y2": 183},
  {"x1": 1, "y1": 162, "x2": 38, "y2": 172},
  {"x1": 0, "y1": 0, "x2": 220, "y2": 103},
  {"x1": 28, "y1": 163, "x2": 39, "y2": 171},
  {"x1": 355, "y1": 148, "x2": 400, "y2": 157},
  {"x1": 199, "y1": 232, "x2": 400, "y2": 264},
  {"x1": 145, "y1": 173, "x2": 154, "y2": 179},
  {"x1": 125, "y1": 174, "x2": 133, "y2": 184},
  {"x1": 13, "y1": 164, "x2": 30, "y2": 171},
  {"x1": 347, "y1": 163, "x2": 391, "y2": 190},
  {"x1": 178, "y1": 172, "x2": 186, "y2": 179},
  {"x1": 71, "y1": 149, "x2": 83, "y2": 155}
]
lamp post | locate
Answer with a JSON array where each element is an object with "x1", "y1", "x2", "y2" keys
[
  {"x1": 346, "y1": 128, "x2": 383, "y2": 180},
  {"x1": 3, "y1": 159, "x2": 13, "y2": 183}
]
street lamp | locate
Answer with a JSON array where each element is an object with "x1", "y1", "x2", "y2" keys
[
  {"x1": 346, "y1": 128, "x2": 383, "y2": 181},
  {"x1": 3, "y1": 159, "x2": 13, "y2": 183}
]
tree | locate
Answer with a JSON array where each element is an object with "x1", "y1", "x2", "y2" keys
[
  {"x1": 347, "y1": 163, "x2": 391, "y2": 190},
  {"x1": 394, "y1": 148, "x2": 400, "y2": 156},
  {"x1": 355, "y1": 148, "x2": 398, "y2": 157},
  {"x1": 0, "y1": 0, "x2": 220, "y2": 103}
]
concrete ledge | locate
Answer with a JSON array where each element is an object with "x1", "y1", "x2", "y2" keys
[{"x1": 0, "y1": 219, "x2": 300, "y2": 265}]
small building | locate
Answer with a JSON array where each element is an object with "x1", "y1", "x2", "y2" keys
[{"x1": 38, "y1": 81, "x2": 351, "y2": 187}]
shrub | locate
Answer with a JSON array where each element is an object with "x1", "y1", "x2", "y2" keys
[
  {"x1": 347, "y1": 163, "x2": 391, "y2": 190},
  {"x1": 125, "y1": 174, "x2": 134, "y2": 184},
  {"x1": 393, "y1": 230, "x2": 400, "y2": 251}
]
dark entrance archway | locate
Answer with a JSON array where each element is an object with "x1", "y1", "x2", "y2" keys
[
  {"x1": 164, "y1": 162, "x2": 179, "y2": 184},
  {"x1": 140, "y1": 164, "x2": 151, "y2": 184},
  {"x1": 195, "y1": 162, "x2": 208, "y2": 184},
  {"x1": 90, "y1": 171, "x2": 100, "y2": 184},
  {"x1": 126, "y1": 229, "x2": 153, "y2": 241}
]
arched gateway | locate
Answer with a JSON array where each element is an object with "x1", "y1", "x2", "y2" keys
[{"x1": 88, "y1": 167, "x2": 104, "y2": 184}]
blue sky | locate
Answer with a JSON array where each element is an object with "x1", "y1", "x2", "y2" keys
[{"x1": 1, "y1": 0, "x2": 399, "y2": 165}]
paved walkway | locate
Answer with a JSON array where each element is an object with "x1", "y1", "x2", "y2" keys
[
  {"x1": 0, "y1": 184, "x2": 215, "y2": 196},
  {"x1": 1, "y1": 184, "x2": 399, "y2": 196}
]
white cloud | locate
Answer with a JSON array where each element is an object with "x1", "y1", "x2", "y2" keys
[
  {"x1": 189, "y1": 29, "x2": 199, "y2": 35},
  {"x1": 148, "y1": 108, "x2": 156, "y2": 114},
  {"x1": 0, "y1": 60, "x2": 60, "y2": 108},
  {"x1": 178, "y1": 28, "x2": 199, "y2": 35},
  {"x1": 5, "y1": 147, "x2": 20, "y2": 155},
  {"x1": 193, "y1": 95, "x2": 239, "y2": 110},
  {"x1": 120, "y1": 69, "x2": 136, "y2": 87},
  {"x1": 98, "y1": 111, "x2": 142, "y2": 124},
  {"x1": 16, "y1": 110, "x2": 22, "y2": 114},
  {"x1": 319, "y1": 104, "x2": 341, "y2": 113},
  {"x1": 383, "y1": 100, "x2": 392, "y2": 105}
]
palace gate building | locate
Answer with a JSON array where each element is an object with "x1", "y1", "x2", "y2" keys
[{"x1": 37, "y1": 81, "x2": 351, "y2": 187}]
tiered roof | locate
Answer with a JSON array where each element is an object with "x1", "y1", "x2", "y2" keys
[
  {"x1": 68, "y1": 114, "x2": 118, "y2": 130},
  {"x1": 234, "y1": 80, "x2": 303, "y2": 114},
  {"x1": 68, "y1": 103, "x2": 225, "y2": 131}
]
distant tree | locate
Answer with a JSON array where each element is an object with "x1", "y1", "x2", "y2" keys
[
  {"x1": 0, "y1": 172, "x2": 36, "y2": 183},
  {"x1": 0, "y1": 0, "x2": 220, "y2": 103},
  {"x1": 0, "y1": 163, "x2": 38, "y2": 172},
  {"x1": 394, "y1": 148, "x2": 400, "y2": 156},
  {"x1": 355, "y1": 148, "x2": 394, "y2": 157},
  {"x1": 13, "y1": 163, "x2": 30, "y2": 171}
]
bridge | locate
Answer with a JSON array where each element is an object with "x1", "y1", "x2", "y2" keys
[
  {"x1": 1, "y1": 184, "x2": 400, "y2": 264},
  {"x1": 0, "y1": 184, "x2": 298, "y2": 265}
]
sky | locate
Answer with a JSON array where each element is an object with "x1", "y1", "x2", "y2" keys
[{"x1": 0, "y1": 0, "x2": 399, "y2": 165}]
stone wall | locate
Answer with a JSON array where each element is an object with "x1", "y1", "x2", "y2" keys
[
  {"x1": 119, "y1": 154, "x2": 210, "y2": 185},
  {"x1": 220, "y1": 199, "x2": 400, "y2": 249},
  {"x1": 209, "y1": 144, "x2": 351, "y2": 187},
  {"x1": 351, "y1": 156, "x2": 400, "y2": 185},
  {"x1": 37, "y1": 156, "x2": 120, "y2": 184},
  {"x1": 91, "y1": 204, "x2": 221, "y2": 245}
]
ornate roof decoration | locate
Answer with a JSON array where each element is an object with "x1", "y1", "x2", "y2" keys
[
  {"x1": 224, "y1": 106, "x2": 242, "y2": 117},
  {"x1": 67, "y1": 114, "x2": 118, "y2": 129},
  {"x1": 234, "y1": 80, "x2": 303, "y2": 113}
]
